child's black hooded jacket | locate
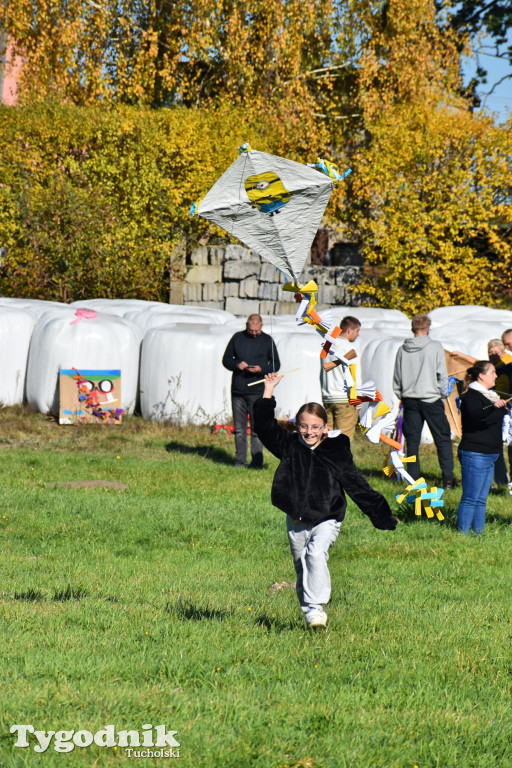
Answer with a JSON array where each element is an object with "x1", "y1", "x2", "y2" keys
[{"x1": 253, "y1": 397, "x2": 397, "y2": 530}]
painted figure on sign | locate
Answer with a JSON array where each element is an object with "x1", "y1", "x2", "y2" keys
[{"x1": 244, "y1": 171, "x2": 290, "y2": 215}]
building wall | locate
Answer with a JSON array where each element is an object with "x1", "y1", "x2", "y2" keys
[
  {"x1": 183, "y1": 244, "x2": 362, "y2": 314},
  {"x1": 0, "y1": 35, "x2": 20, "y2": 106}
]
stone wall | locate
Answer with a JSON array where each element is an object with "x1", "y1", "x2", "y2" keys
[{"x1": 183, "y1": 244, "x2": 363, "y2": 315}]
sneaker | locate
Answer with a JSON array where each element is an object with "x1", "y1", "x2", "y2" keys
[
  {"x1": 444, "y1": 480, "x2": 456, "y2": 490},
  {"x1": 305, "y1": 608, "x2": 327, "y2": 629}
]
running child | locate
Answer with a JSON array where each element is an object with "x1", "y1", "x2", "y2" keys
[{"x1": 253, "y1": 372, "x2": 397, "y2": 629}]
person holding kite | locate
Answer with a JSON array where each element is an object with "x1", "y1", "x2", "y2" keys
[
  {"x1": 253, "y1": 373, "x2": 397, "y2": 629},
  {"x1": 319, "y1": 315, "x2": 361, "y2": 440}
]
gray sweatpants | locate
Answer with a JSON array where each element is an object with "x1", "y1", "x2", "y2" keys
[{"x1": 286, "y1": 516, "x2": 341, "y2": 614}]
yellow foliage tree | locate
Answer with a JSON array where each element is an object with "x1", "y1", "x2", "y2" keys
[
  {"x1": 3, "y1": 0, "x2": 511, "y2": 310},
  {"x1": 348, "y1": 0, "x2": 512, "y2": 312},
  {"x1": 0, "y1": 103, "x2": 285, "y2": 301},
  {"x1": 2, "y1": 1, "x2": 361, "y2": 155}
]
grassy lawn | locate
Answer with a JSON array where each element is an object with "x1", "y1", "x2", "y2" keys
[{"x1": 1, "y1": 407, "x2": 511, "y2": 767}]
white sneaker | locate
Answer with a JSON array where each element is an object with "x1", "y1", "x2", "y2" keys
[{"x1": 305, "y1": 608, "x2": 327, "y2": 629}]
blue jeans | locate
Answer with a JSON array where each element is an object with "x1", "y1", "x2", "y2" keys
[{"x1": 457, "y1": 450, "x2": 499, "y2": 534}]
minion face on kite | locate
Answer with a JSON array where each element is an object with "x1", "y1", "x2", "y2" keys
[{"x1": 245, "y1": 172, "x2": 290, "y2": 215}]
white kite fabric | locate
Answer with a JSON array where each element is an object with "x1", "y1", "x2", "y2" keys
[{"x1": 195, "y1": 147, "x2": 334, "y2": 283}]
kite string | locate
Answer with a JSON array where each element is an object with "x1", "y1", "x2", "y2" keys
[
  {"x1": 271, "y1": 307, "x2": 275, "y2": 373},
  {"x1": 233, "y1": 152, "x2": 250, "y2": 237}
]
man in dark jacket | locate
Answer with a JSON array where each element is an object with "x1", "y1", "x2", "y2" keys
[{"x1": 222, "y1": 314, "x2": 280, "y2": 468}]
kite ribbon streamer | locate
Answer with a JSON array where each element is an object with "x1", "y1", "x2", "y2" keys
[
  {"x1": 383, "y1": 451, "x2": 417, "y2": 485},
  {"x1": 396, "y1": 477, "x2": 445, "y2": 521},
  {"x1": 308, "y1": 159, "x2": 352, "y2": 182}
]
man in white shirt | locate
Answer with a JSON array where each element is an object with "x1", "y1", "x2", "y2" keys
[{"x1": 320, "y1": 316, "x2": 361, "y2": 440}]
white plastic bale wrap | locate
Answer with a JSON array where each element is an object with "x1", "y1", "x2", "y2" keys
[
  {"x1": 140, "y1": 325, "x2": 234, "y2": 424},
  {"x1": 70, "y1": 299, "x2": 235, "y2": 324},
  {"x1": 354, "y1": 328, "x2": 387, "y2": 359},
  {"x1": 314, "y1": 305, "x2": 410, "y2": 328},
  {"x1": 360, "y1": 335, "x2": 405, "y2": 416},
  {"x1": 26, "y1": 308, "x2": 142, "y2": 415},
  {"x1": 0, "y1": 307, "x2": 37, "y2": 405},
  {"x1": 147, "y1": 304, "x2": 235, "y2": 324},
  {"x1": 0, "y1": 298, "x2": 68, "y2": 317},
  {"x1": 124, "y1": 310, "x2": 232, "y2": 336},
  {"x1": 268, "y1": 327, "x2": 323, "y2": 418},
  {"x1": 430, "y1": 305, "x2": 512, "y2": 328},
  {"x1": 371, "y1": 319, "x2": 412, "y2": 336},
  {"x1": 69, "y1": 298, "x2": 161, "y2": 317}
]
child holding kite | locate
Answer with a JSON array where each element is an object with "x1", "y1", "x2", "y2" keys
[{"x1": 253, "y1": 373, "x2": 397, "y2": 629}]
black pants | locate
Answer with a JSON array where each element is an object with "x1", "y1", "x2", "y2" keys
[
  {"x1": 402, "y1": 398, "x2": 454, "y2": 484},
  {"x1": 494, "y1": 447, "x2": 509, "y2": 486},
  {"x1": 231, "y1": 393, "x2": 263, "y2": 467}
]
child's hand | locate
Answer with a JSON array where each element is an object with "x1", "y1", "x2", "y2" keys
[{"x1": 263, "y1": 372, "x2": 284, "y2": 397}]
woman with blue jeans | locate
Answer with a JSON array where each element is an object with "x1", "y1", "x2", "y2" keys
[{"x1": 457, "y1": 361, "x2": 508, "y2": 534}]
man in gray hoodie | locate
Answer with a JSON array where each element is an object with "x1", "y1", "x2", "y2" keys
[{"x1": 393, "y1": 314, "x2": 455, "y2": 489}]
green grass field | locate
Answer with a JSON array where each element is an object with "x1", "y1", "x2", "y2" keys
[{"x1": 1, "y1": 406, "x2": 511, "y2": 767}]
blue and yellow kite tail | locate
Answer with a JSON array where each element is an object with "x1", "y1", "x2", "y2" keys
[{"x1": 314, "y1": 158, "x2": 352, "y2": 183}]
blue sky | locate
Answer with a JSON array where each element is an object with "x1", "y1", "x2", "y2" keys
[{"x1": 462, "y1": 33, "x2": 512, "y2": 122}]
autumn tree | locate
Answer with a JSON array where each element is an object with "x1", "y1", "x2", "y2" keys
[
  {"x1": 1, "y1": 1, "x2": 361, "y2": 150},
  {"x1": 444, "y1": 0, "x2": 512, "y2": 90},
  {"x1": 0, "y1": 102, "x2": 275, "y2": 301},
  {"x1": 2, "y1": 0, "x2": 511, "y2": 310},
  {"x1": 346, "y1": 0, "x2": 512, "y2": 312}
]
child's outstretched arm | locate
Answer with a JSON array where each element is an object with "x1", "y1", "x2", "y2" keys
[
  {"x1": 338, "y1": 453, "x2": 398, "y2": 530},
  {"x1": 253, "y1": 374, "x2": 291, "y2": 459}
]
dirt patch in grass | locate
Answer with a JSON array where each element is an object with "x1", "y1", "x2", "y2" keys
[
  {"x1": 269, "y1": 581, "x2": 296, "y2": 593},
  {"x1": 46, "y1": 480, "x2": 128, "y2": 491}
]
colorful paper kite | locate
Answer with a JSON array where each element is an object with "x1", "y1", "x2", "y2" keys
[
  {"x1": 191, "y1": 145, "x2": 444, "y2": 520},
  {"x1": 192, "y1": 143, "x2": 341, "y2": 284},
  {"x1": 192, "y1": 143, "x2": 360, "y2": 382}
]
